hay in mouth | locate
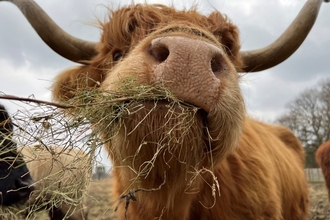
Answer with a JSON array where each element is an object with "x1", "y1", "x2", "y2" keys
[
  {"x1": 66, "y1": 81, "x2": 218, "y2": 189},
  {"x1": 0, "y1": 79, "x2": 221, "y2": 218},
  {"x1": 65, "y1": 80, "x2": 206, "y2": 144}
]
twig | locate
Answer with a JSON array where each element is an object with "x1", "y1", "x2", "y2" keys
[
  {"x1": 115, "y1": 172, "x2": 167, "y2": 220},
  {"x1": 0, "y1": 94, "x2": 134, "y2": 109},
  {"x1": 0, "y1": 94, "x2": 72, "y2": 108}
]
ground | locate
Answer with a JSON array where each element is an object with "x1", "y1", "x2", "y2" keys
[
  {"x1": 309, "y1": 183, "x2": 330, "y2": 220},
  {"x1": 87, "y1": 181, "x2": 330, "y2": 220},
  {"x1": 85, "y1": 179, "x2": 117, "y2": 220},
  {"x1": 4, "y1": 180, "x2": 330, "y2": 219},
  {"x1": 75, "y1": 181, "x2": 330, "y2": 220}
]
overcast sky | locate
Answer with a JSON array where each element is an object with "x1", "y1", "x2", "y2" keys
[{"x1": 0, "y1": 0, "x2": 329, "y2": 166}]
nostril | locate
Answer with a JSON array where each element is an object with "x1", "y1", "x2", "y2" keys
[
  {"x1": 149, "y1": 43, "x2": 170, "y2": 63},
  {"x1": 210, "y1": 54, "x2": 227, "y2": 75}
]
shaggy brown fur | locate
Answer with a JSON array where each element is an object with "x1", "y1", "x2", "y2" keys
[
  {"x1": 316, "y1": 140, "x2": 330, "y2": 201},
  {"x1": 51, "y1": 4, "x2": 309, "y2": 220},
  {"x1": 52, "y1": 4, "x2": 242, "y2": 101},
  {"x1": 21, "y1": 145, "x2": 90, "y2": 220}
]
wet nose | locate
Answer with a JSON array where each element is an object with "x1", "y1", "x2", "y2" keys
[
  {"x1": 147, "y1": 36, "x2": 227, "y2": 112},
  {"x1": 149, "y1": 36, "x2": 226, "y2": 75}
]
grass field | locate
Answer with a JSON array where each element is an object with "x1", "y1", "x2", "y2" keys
[
  {"x1": 309, "y1": 182, "x2": 330, "y2": 220},
  {"x1": 2, "y1": 179, "x2": 117, "y2": 220},
  {"x1": 3, "y1": 180, "x2": 330, "y2": 220},
  {"x1": 85, "y1": 179, "x2": 117, "y2": 220},
  {"x1": 91, "y1": 181, "x2": 330, "y2": 220}
]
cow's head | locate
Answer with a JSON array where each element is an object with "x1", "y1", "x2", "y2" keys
[
  {"x1": 1, "y1": 0, "x2": 325, "y2": 187},
  {"x1": 50, "y1": 4, "x2": 248, "y2": 169},
  {"x1": 0, "y1": 104, "x2": 34, "y2": 206}
]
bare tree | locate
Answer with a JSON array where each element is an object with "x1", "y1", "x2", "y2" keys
[
  {"x1": 320, "y1": 79, "x2": 330, "y2": 140},
  {"x1": 276, "y1": 78, "x2": 330, "y2": 168}
]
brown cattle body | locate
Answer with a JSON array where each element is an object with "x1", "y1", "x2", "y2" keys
[
  {"x1": 21, "y1": 145, "x2": 90, "y2": 220},
  {"x1": 316, "y1": 140, "x2": 330, "y2": 201},
  {"x1": 53, "y1": 5, "x2": 309, "y2": 219}
]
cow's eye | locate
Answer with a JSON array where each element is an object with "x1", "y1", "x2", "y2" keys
[{"x1": 113, "y1": 50, "x2": 123, "y2": 61}]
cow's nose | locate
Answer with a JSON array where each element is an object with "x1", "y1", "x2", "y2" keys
[
  {"x1": 147, "y1": 36, "x2": 226, "y2": 112},
  {"x1": 149, "y1": 36, "x2": 226, "y2": 75}
]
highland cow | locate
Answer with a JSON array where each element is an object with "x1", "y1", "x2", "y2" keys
[
  {"x1": 21, "y1": 145, "x2": 90, "y2": 220},
  {"x1": 1, "y1": 0, "x2": 328, "y2": 219},
  {"x1": 316, "y1": 140, "x2": 330, "y2": 201}
]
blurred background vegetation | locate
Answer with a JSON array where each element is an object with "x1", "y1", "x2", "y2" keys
[{"x1": 275, "y1": 78, "x2": 330, "y2": 168}]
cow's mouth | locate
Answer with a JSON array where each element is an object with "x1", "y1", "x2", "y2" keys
[
  {"x1": 105, "y1": 98, "x2": 211, "y2": 169},
  {"x1": 111, "y1": 98, "x2": 210, "y2": 141},
  {"x1": 138, "y1": 99, "x2": 209, "y2": 134},
  {"x1": 88, "y1": 91, "x2": 211, "y2": 153},
  {"x1": 114, "y1": 98, "x2": 205, "y2": 119}
]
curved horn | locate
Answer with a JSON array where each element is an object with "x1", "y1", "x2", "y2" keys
[
  {"x1": 240, "y1": 0, "x2": 326, "y2": 72},
  {"x1": 1, "y1": 0, "x2": 98, "y2": 64}
]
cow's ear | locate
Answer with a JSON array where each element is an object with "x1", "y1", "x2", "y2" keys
[
  {"x1": 207, "y1": 12, "x2": 243, "y2": 70},
  {"x1": 52, "y1": 66, "x2": 103, "y2": 102}
]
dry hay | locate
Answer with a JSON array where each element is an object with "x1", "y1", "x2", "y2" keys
[
  {"x1": 0, "y1": 102, "x2": 96, "y2": 219},
  {"x1": 0, "y1": 78, "x2": 220, "y2": 219},
  {"x1": 3, "y1": 79, "x2": 330, "y2": 219},
  {"x1": 62, "y1": 79, "x2": 221, "y2": 215},
  {"x1": 2, "y1": 82, "x2": 330, "y2": 220}
]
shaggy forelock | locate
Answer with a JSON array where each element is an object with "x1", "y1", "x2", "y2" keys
[{"x1": 52, "y1": 4, "x2": 243, "y2": 102}]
